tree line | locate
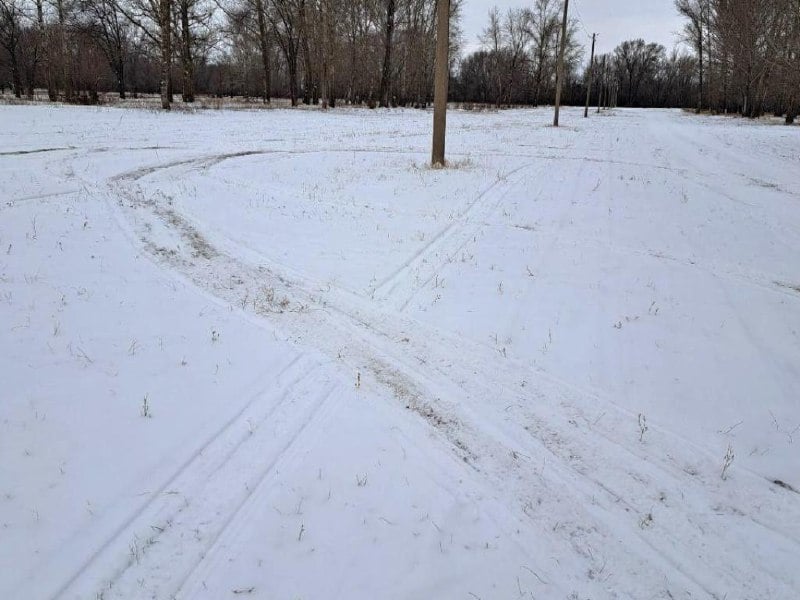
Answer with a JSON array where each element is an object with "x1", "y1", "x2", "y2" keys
[
  {"x1": 0, "y1": 0, "x2": 464, "y2": 108},
  {"x1": 451, "y1": 2, "x2": 699, "y2": 110},
  {"x1": 1, "y1": 0, "x2": 797, "y2": 122},
  {"x1": 458, "y1": 0, "x2": 798, "y2": 120},
  {"x1": 675, "y1": 0, "x2": 799, "y2": 122},
  {"x1": 452, "y1": 1, "x2": 583, "y2": 107}
]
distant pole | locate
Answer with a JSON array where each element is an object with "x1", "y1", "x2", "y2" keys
[
  {"x1": 583, "y1": 33, "x2": 596, "y2": 118},
  {"x1": 552, "y1": 0, "x2": 570, "y2": 127},
  {"x1": 597, "y1": 56, "x2": 604, "y2": 113},
  {"x1": 431, "y1": 0, "x2": 450, "y2": 167}
]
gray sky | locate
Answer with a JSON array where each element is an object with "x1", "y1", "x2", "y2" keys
[{"x1": 460, "y1": 0, "x2": 686, "y2": 57}]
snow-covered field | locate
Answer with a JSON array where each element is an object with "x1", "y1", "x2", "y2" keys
[{"x1": 1, "y1": 104, "x2": 799, "y2": 600}]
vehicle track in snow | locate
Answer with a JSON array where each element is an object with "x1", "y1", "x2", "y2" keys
[
  {"x1": 96, "y1": 161, "x2": 800, "y2": 599},
  {"x1": 369, "y1": 161, "x2": 537, "y2": 311},
  {"x1": 51, "y1": 354, "x2": 337, "y2": 600},
  {"x1": 102, "y1": 375, "x2": 343, "y2": 600}
]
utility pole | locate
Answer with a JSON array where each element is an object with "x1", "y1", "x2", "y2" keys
[
  {"x1": 597, "y1": 55, "x2": 605, "y2": 113},
  {"x1": 552, "y1": 0, "x2": 570, "y2": 127},
  {"x1": 431, "y1": 0, "x2": 450, "y2": 167},
  {"x1": 583, "y1": 33, "x2": 596, "y2": 118}
]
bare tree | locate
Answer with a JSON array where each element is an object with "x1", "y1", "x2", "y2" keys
[
  {"x1": 269, "y1": 0, "x2": 301, "y2": 105},
  {"x1": 0, "y1": 0, "x2": 472, "y2": 107},
  {"x1": 158, "y1": 0, "x2": 170, "y2": 107},
  {"x1": 528, "y1": 0, "x2": 559, "y2": 107},
  {"x1": 80, "y1": 0, "x2": 128, "y2": 97},
  {"x1": 479, "y1": 7, "x2": 504, "y2": 106},
  {"x1": 614, "y1": 39, "x2": 664, "y2": 107},
  {"x1": 53, "y1": 0, "x2": 73, "y2": 99},
  {"x1": 0, "y1": 0, "x2": 24, "y2": 96},
  {"x1": 378, "y1": 0, "x2": 395, "y2": 106},
  {"x1": 35, "y1": 0, "x2": 57, "y2": 98},
  {"x1": 552, "y1": 0, "x2": 568, "y2": 126},
  {"x1": 253, "y1": 0, "x2": 269, "y2": 102},
  {"x1": 676, "y1": 0, "x2": 707, "y2": 112}
]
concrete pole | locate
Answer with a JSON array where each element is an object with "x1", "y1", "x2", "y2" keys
[{"x1": 431, "y1": 0, "x2": 450, "y2": 167}]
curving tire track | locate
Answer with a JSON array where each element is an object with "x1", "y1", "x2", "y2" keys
[{"x1": 96, "y1": 161, "x2": 800, "y2": 599}]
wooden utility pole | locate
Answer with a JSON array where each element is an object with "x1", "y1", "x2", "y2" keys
[
  {"x1": 583, "y1": 33, "x2": 596, "y2": 118},
  {"x1": 552, "y1": 0, "x2": 570, "y2": 127},
  {"x1": 431, "y1": 0, "x2": 450, "y2": 167}
]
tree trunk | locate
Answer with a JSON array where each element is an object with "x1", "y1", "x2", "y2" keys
[
  {"x1": 255, "y1": 0, "x2": 271, "y2": 104},
  {"x1": 299, "y1": 0, "x2": 313, "y2": 105},
  {"x1": 168, "y1": 67, "x2": 174, "y2": 102},
  {"x1": 533, "y1": 59, "x2": 544, "y2": 107},
  {"x1": 116, "y1": 61, "x2": 126, "y2": 99},
  {"x1": 347, "y1": 30, "x2": 356, "y2": 103},
  {"x1": 697, "y1": 27, "x2": 703, "y2": 113},
  {"x1": 57, "y1": 0, "x2": 71, "y2": 101},
  {"x1": 159, "y1": 0, "x2": 171, "y2": 110},
  {"x1": 378, "y1": 0, "x2": 396, "y2": 108},
  {"x1": 25, "y1": 62, "x2": 35, "y2": 99},
  {"x1": 301, "y1": 42, "x2": 312, "y2": 104},
  {"x1": 288, "y1": 46, "x2": 299, "y2": 106},
  {"x1": 180, "y1": 0, "x2": 194, "y2": 102},
  {"x1": 11, "y1": 56, "x2": 22, "y2": 98},
  {"x1": 786, "y1": 88, "x2": 797, "y2": 125},
  {"x1": 597, "y1": 57, "x2": 606, "y2": 113},
  {"x1": 35, "y1": 0, "x2": 56, "y2": 101}
]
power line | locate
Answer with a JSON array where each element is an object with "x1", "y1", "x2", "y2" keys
[{"x1": 570, "y1": 0, "x2": 592, "y2": 39}]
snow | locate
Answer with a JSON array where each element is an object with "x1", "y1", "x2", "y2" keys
[{"x1": 1, "y1": 104, "x2": 799, "y2": 600}]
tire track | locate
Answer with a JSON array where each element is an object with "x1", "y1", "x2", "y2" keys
[
  {"x1": 172, "y1": 384, "x2": 343, "y2": 600},
  {"x1": 103, "y1": 174, "x2": 800, "y2": 599},
  {"x1": 370, "y1": 161, "x2": 535, "y2": 311},
  {"x1": 103, "y1": 176, "x2": 796, "y2": 596},
  {"x1": 100, "y1": 378, "x2": 341, "y2": 599},
  {"x1": 51, "y1": 354, "x2": 315, "y2": 600}
]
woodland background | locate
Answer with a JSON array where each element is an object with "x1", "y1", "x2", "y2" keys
[{"x1": 0, "y1": 0, "x2": 798, "y2": 120}]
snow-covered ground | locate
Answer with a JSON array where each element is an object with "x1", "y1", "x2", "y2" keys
[{"x1": 1, "y1": 104, "x2": 799, "y2": 600}]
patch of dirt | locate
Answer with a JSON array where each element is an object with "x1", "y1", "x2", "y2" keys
[
  {"x1": 772, "y1": 479, "x2": 798, "y2": 494},
  {"x1": 368, "y1": 358, "x2": 477, "y2": 463},
  {"x1": 151, "y1": 201, "x2": 217, "y2": 260},
  {"x1": 775, "y1": 281, "x2": 800, "y2": 294}
]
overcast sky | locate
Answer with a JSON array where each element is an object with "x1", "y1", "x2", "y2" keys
[{"x1": 460, "y1": 0, "x2": 686, "y2": 57}]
